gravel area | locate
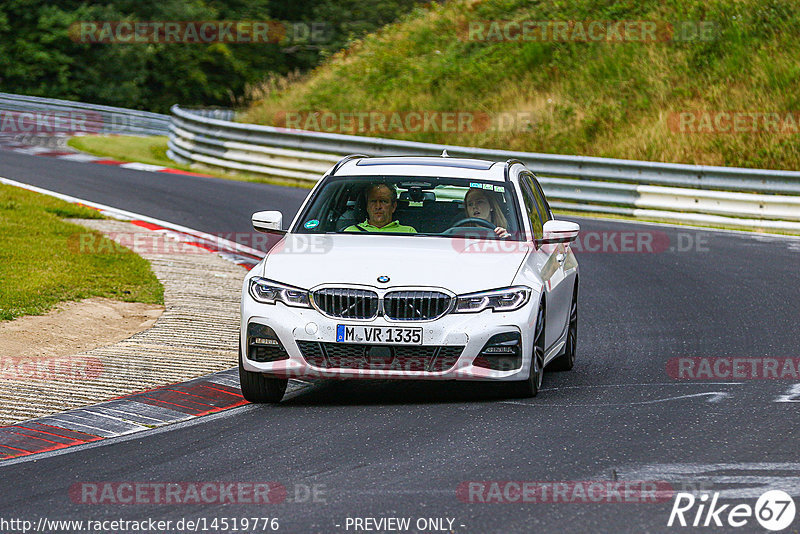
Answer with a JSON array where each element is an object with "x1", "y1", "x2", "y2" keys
[{"x1": 0, "y1": 218, "x2": 246, "y2": 425}]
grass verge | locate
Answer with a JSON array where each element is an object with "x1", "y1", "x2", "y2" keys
[
  {"x1": 0, "y1": 183, "x2": 164, "y2": 321},
  {"x1": 242, "y1": 0, "x2": 800, "y2": 171},
  {"x1": 67, "y1": 135, "x2": 314, "y2": 189}
]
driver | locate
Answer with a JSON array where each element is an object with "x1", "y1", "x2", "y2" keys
[
  {"x1": 344, "y1": 183, "x2": 417, "y2": 233},
  {"x1": 463, "y1": 187, "x2": 510, "y2": 238}
]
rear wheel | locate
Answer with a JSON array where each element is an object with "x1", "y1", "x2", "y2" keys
[
  {"x1": 508, "y1": 301, "x2": 545, "y2": 398},
  {"x1": 238, "y1": 343, "x2": 288, "y2": 403},
  {"x1": 550, "y1": 284, "x2": 577, "y2": 372}
]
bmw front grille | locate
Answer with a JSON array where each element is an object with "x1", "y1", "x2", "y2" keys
[{"x1": 311, "y1": 288, "x2": 452, "y2": 321}]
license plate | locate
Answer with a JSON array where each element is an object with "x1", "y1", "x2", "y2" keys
[{"x1": 336, "y1": 325, "x2": 422, "y2": 345}]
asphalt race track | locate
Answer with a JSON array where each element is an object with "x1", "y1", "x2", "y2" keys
[
  {"x1": 0, "y1": 149, "x2": 309, "y2": 239},
  {"x1": 1, "y1": 149, "x2": 799, "y2": 533}
]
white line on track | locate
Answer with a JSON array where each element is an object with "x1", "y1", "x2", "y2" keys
[
  {"x1": 502, "y1": 391, "x2": 733, "y2": 407},
  {"x1": 0, "y1": 175, "x2": 265, "y2": 259},
  {"x1": 611, "y1": 463, "x2": 800, "y2": 499},
  {"x1": 539, "y1": 382, "x2": 745, "y2": 390}
]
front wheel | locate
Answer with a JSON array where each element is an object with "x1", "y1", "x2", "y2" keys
[
  {"x1": 507, "y1": 301, "x2": 545, "y2": 398},
  {"x1": 239, "y1": 344, "x2": 288, "y2": 403},
  {"x1": 550, "y1": 284, "x2": 577, "y2": 372}
]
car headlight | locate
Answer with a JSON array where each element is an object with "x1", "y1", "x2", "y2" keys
[
  {"x1": 454, "y1": 286, "x2": 531, "y2": 313},
  {"x1": 249, "y1": 277, "x2": 311, "y2": 308}
]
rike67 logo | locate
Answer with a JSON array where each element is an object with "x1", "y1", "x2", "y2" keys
[{"x1": 668, "y1": 490, "x2": 796, "y2": 531}]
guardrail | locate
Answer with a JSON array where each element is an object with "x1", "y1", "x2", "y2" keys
[
  {"x1": 0, "y1": 92, "x2": 170, "y2": 136},
  {"x1": 168, "y1": 105, "x2": 800, "y2": 232}
]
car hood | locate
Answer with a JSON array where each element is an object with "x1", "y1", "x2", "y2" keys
[{"x1": 260, "y1": 234, "x2": 530, "y2": 294}]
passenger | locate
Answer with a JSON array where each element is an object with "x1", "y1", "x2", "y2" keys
[
  {"x1": 344, "y1": 183, "x2": 417, "y2": 233},
  {"x1": 463, "y1": 187, "x2": 510, "y2": 238}
]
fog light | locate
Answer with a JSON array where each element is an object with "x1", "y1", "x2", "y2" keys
[
  {"x1": 253, "y1": 338, "x2": 280, "y2": 346},
  {"x1": 482, "y1": 346, "x2": 515, "y2": 354},
  {"x1": 473, "y1": 332, "x2": 522, "y2": 371},
  {"x1": 246, "y1": 323, "x2": 289, "y2": 363}
]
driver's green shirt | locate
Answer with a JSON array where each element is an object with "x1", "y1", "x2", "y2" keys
[{"x1": 344, "y1": 220, "x2": 417, "y2": 233}]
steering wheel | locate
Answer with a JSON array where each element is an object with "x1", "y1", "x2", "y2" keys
[{"x1": 441, "y1": 217, "x2": 497, "y2": 235}]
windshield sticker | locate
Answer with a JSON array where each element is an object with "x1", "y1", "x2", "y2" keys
[
  {"x1": 304, "y1": 219, "x2": 320, "y2": 229},
  {"x1": 494, "y1": 185, "x2": 505, "y2": 193},
  {"x1": 470, "y1": 182, "x2": 483, "y2": 189},
  {"x1": 482, "y1": 183, "x2": 493, "y2": 190}
]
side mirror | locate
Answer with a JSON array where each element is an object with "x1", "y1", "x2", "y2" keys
[
  {"x1": 252, "y1": 211, "x2": 285, "y2": 235},
  {"x1": 540, "y1": 220, "x2": 580, "y2": 244}
]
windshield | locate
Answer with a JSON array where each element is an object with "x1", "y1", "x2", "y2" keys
[{"x1": 292, "y1": 175, "x2": 523, "y2": 239}]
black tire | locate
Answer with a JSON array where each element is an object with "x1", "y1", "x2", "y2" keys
[
  {"x1": 507, "y1": 300, "x2": 545, "y2": 398},
  {"x1": 238, "y1": 343, "x2": 288, "y2": 403},
  {"x1": 550, "y1": 283, "x2": 578, "y2": 372}
]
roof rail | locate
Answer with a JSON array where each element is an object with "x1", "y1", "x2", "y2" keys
[{"x1": 330, "y1": 154, "x2": 369, "y2": 176}]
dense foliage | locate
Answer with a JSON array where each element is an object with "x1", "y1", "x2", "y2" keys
[{"x1": 0, "y1": 0, "x2": 426, "y2": 112}]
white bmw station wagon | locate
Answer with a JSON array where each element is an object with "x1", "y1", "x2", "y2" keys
[{"x1": 240, "y1": 155, "x2": 579, "y2": 402}]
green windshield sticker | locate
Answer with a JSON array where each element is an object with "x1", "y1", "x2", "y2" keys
[
  {"x1": 482, "y1": 184, "x2": 493, "y2": 190},
  {"x1": 304, "y1": 219, "x2": 320, "y2": 229},
  {"x1": 494, "y1": 185, "x2": 505, "y2": 193}
]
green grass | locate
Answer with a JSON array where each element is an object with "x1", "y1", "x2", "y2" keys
[
  {"x1": 0, "y1": 184, "x2": 164, "y2": 321},
  {"x1": 67, "y1": 135, "x2": 174, "y2": 169},
  {"x1": 67, "y1": 135, "x2": 313, "y2": 189},
  {"x1": 242, "y1": 0, "x2": 800, "y2": 171}
]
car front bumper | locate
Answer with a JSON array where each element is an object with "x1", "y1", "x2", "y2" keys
[{"x1": 240, "y1": 290, "x2": 539, "y2": 382}]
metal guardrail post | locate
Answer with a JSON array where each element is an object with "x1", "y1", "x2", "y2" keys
[
  {"x1": 0, "y1": 92, "x2": 171, "y2": 136},
  {"x1": 165, "y1": 105, "x2": 800, "y2": 231},
  {"x1": 4, "y1": 92, "x2": 798, "y2": 232}
]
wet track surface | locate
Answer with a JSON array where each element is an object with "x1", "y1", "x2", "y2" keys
[{"x1": 1, "y1": 148, "x2": 799, "y2": 533}]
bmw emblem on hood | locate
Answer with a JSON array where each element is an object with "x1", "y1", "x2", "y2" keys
[{"x1": 377, "y1": 275, "x2": 390, "y2": 283}]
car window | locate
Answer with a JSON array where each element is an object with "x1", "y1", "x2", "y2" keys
[
  {"x1": 526, "y1": 174, "x2": 552, "y2": 222},
  {"x1": 292, "y1": 175, "x2": 523, "y2": 239},
  {"x1": 518, "y1": 177, "x2": 543, "y2": 239}
]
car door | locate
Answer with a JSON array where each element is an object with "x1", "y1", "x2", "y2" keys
[
  {"x1": 520, "y1": 173, "x2": 571, "y2": 351},
  {"x1": 517, "y1": 174, "x2": 559, "y2": 351}
]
